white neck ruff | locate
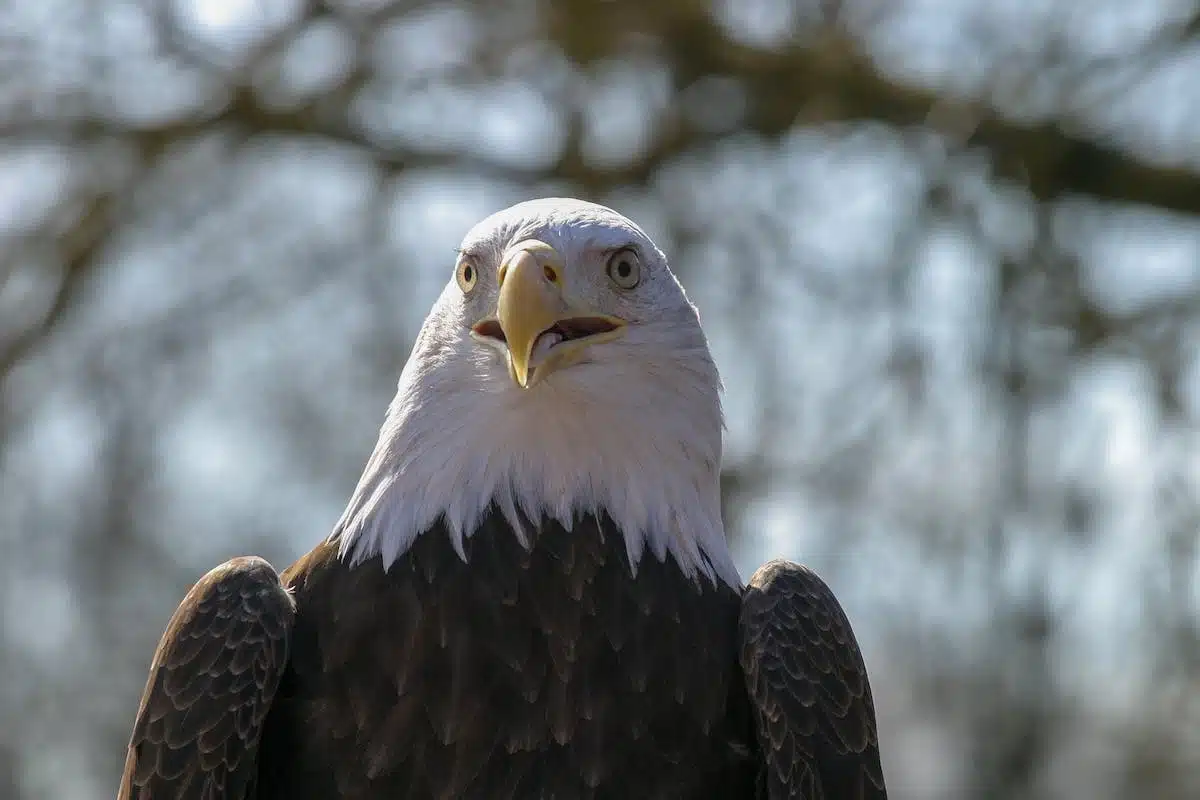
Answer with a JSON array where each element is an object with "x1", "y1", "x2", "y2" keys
[{"x1": 333, "y1": 315, "x2": 742, "y2": 589}]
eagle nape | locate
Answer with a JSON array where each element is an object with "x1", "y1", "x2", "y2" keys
[{"x1": 120, "y1": 198, "x2": 887, "y2": 800}]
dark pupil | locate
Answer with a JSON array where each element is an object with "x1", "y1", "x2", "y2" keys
[
  {"x1": 463, "y1": 265, "x2": 473, "y2": 283},
  {"x1": 617, "y1": 260, "x2": 631, "y2": 277}
]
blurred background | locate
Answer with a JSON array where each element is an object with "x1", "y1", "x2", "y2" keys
[{"x1": 2, "y1": 0, "x2": 1200, "y2": 797}]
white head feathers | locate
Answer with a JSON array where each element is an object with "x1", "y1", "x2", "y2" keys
[{"x1": 334, "y1": 198, "x2": 741, "y2": 588}]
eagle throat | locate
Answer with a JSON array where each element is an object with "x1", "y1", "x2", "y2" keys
[{"x1": 329, "y1": 359, "x2": 742, "y2": 589}]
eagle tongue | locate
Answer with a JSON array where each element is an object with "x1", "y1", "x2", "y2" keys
[{"x1": 529, "y1": 329, "x2": 564, "y2": 367}]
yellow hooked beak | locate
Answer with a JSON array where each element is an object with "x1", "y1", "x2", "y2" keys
[{"x1": 471, "y1": 240, "x2": 626, "y2": 388}]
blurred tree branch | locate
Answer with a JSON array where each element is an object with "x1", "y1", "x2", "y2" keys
[
  {"x1": 0, "y1": 193, "x2": 116, "y2": 374},
  {"x1": 9, "y1": 2, "x2": 1195, "y2": 207},
  {"x1": 4, "y1": 1, "x2": 1200, "y2": 380}
]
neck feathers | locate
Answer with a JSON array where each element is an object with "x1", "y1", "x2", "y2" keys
[{"x1": 331, "y1": 327, "x2": 741, "y2": 589}]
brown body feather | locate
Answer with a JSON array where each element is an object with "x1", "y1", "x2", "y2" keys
[{"x1": 120, "y1": 512, "x2": 886, "y2": 799}]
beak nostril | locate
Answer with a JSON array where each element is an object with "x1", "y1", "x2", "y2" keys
[
  {"x1": 498, "y1": 265, "x2": 508, "y2": 286},
  {"x1": 543, "y1": 265, "x2": 558, "y2": 284}
]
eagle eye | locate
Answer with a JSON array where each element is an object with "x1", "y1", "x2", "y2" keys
[
  {"x1": 606, "y1": 248, "x2": 641, "y2": 290},
  {"x1": 456, "y1": 257, "x2": 479, "y2": 294}
]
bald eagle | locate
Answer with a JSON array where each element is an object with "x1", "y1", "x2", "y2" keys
[{"x1": 119, "y1": 199, "x2": 887, "y2": 799}]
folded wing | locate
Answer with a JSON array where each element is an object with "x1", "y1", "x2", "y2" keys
[
  {"x1": 119, "y1": 556, "x2": 295, "y2": 800},
  {"x1": 739, "y1": 560, "x2": 887, "y2": 800}
]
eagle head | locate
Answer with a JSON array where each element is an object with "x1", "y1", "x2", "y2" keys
[{"x1": 334, "y1": 198, "x2": 739, "y2": 588}]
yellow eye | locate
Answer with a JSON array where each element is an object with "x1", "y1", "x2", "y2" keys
[
  {"x1": 456, "y1": 257, "x2": 478, "y2": 294},
  {"x1": 606, "y1": 248, "x2": 641, "y2": 289}
]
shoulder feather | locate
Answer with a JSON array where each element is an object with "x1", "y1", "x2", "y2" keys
[
  {"x1": 119, "y1": 556, "x2": 295, "y2": 800},
  {"x1": 739, "y1": 559, "x2": 887, "y2": 800}
]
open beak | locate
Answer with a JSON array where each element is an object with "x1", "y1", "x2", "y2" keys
[{"x1": 470, "y1": 240, "x2": 625, "y2": 387}]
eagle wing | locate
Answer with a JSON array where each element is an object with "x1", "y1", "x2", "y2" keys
[
  {"x1": 739, "y1": 559, "x2": 887, "y2": 799},
  {"x1": 118, "y1": 556, "x2": 295, "y2": 800}
]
